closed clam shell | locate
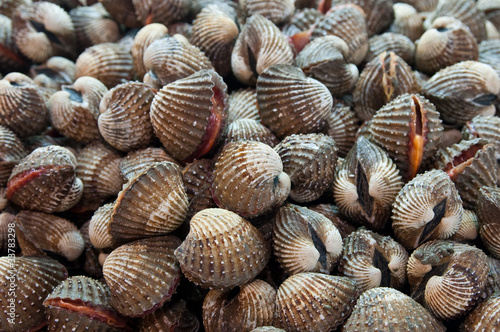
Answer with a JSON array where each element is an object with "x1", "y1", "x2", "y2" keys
[
  {"x1": 98, "y1": 81, "x2": 155, "y2": 152},
  {"x1": 103, "y1": 235, "x2": 182, "y2": 317},
  {"x1": 131, "y1": 23, "x2": 169, "y2": 81},
  {"x1": 0, "y1": 125, "x2": 27, "y2": 186},
  {"x1": 99, "y1": 0, "x2": 141, "y2": 28},
  {"x1": 368, "y1": 93, "x2": 444, "y2": 180},
  {"x1": 323, "y1": 101, "x2": 359, "y2": 158},
  {"x1": 43, "y1": 275, "x2": 130, "y2": 332},
  {"x1": 120, "y1": 147, "x2": 178, "y2": 182},
  {"x1": 415, "y1": 17, "x2": 479, "y2": 75},
  {"x1": 140, "y1": 299, "x2": 199, "y2": 332},
  {"x1": 462, "y1": 291, "x2": 500, "y2": 332},
  {"x1": 436, "y1": 138, "x2": 498, "y2": 209},
  {"x1": 182, "y1": 159, "x2": 216, "y2": 219},
  {"x1": 0, "y1": 73, "x2": 49, "y2": 138},
  {"x1": 478, "y1": 186, "x2": 500, "y2": 259},
  {"x1": 223, "y1": 118, "x2": 279, "y2": 147},
  {"x1": 174, "y1": 208, "x2": 271, "y2": 289},
  {"x1": 150, "y1": 69, "x2": 228, "y2": 163},
  {"x1": 212, "y1": 141, "x2": 290, "y2": 217},
  {"x1": 75, "y1": 42, "x2": 134, "y2": 89},
  {"x1": 0, "y1": 256, "x2": 68, "y2": 332},
  {"x1": 49, "y1": 76, "x2": 108, "y2": 143},
  {"x1": 407, "y1": 240, "x2": 489, "y2": 320},
  {"x1": 109, "y1": 161, "x2": 189, "y2": 244},
  {"x1": 231, "y1": 14, "x2": 294, "y2": 86},
  {"x1": 392, "y1": 169, "x2": 463, "y2": 249},
  {"x1": 143, "y1": 34, "x2": 214, "y2": 88},
  {"x1": 89, "y1": 202, "x2": 115, "y2": 249},
  {"x1": 274, "y1": 273, "x2": 358, "y2": 332},
  {"x1": 450, "y1": 209, "x2": 478, "y2": 242},
  {"x1": 240, "y1": 0, "x2": 294, "y2": 25},
  {"x1": 343, "y1": 287, "x2": 446, "y2": 332},
  {"x1": 274, "y1": 134, "x2": 337, "y2": 202},
  {"x1": 462, "y1": 115, "x2": 500, "y2": 160},
  {"x1": 365, "y1": 32, "x2": 415, "y2": 64},
  {"x1": 257, "y1": 64, "x2": 333, "y2": 139},
  {"x1": 339, "y1": 228, "x2": 409, "y2": 292},
  {"x1": 479, "y1": 40, "x2": 500, "y2": 80},
  {"x1": 295, "y1": 35, "x2": 359, "y2": 96},
  {"x1": 226, "y1": 88, "x2": 259, "y2": 124},
  {"x1": 190, "y1": 4, "x2": 239, "y2": 77},
  {"x1": 333, "y1": 136, "x2": 403, "y2": 231},
  {"x1": 272, "y1": 204, "x2": 343, "y2": 275},
  {"x1": 202, "y1": 279, "x2": 276, "y2": 332},
  {"x1": 132, "y1": 0, "x2": 189, "y2": 26},
  {"x1": 389, "y1": 3, "x2": 423, "y2": 42},
  {"x1": 30, "y1": 56, "x2": 76, "y2": 91},
  {"x1": 15, "y1": 210, "x2": 84, "y2": 261},
  {"x1": 285, "y1": 7, "x2": 321, "y2": 33},
  {"x1": 7, "y1": 145, "x2": 84, "y2": 213},
  {"x1": 485, "y1": 256, "x2": 500, "y2": 298},
  {"x1": 307, "y1": 204, "x2": 356, "y2": 238},
  {"x1": 353, "y1": 51, "x2": 421, "y2": 121}
]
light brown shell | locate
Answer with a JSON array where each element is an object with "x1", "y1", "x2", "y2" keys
[
  {"x1": 407, "y1": 240, "x2": 489, "y2": 320},
  {"x1": 479, "y1": 39, "x2": 500, "y2": 82},
  {"x1": 388, "y1": 3, "x2": 423, "y2": 42},
  {"x1": 450, "y1": 209, "x2": 478, "y2": 242},
  {"x1": 150, "y1": 69, "x2": 228, "y2": 163},
  {"x1": 140, "y1": 300, "x2": 199, "y2": 332},
  {"x1": 365, "y1": 32, "x2": 415, "y2": 64},
  {"x1": 30, "y1": 56, "x2": 76, "y2": 91},
  {"x1": 257, "y1": 64, "x2": 333, "y2": 139},
  {"x1": 0, "y1": 14, "x2": 30, "y2": 74},
  {"x1": 212, "y1": 141, "x2": 290, "y2": 218},
  {"x1": 272, "y1": 204, "x2": 343, "y2": 275},
  {"x1": 132, "y1": 0, "x2": 190, "y2": 26},
  {"x1": 202, "y1": 279, "x2": 276, "y2": 332},
  {"x1": 333, "y1": 136, "x2": 403, "y2": 231},
  {"x1": 0, "y1": 125, "x2": 27, "y2": 186},
  {"x1": 307, "y1": 204, "x2": 356, "y2": 238},
  {"x1": 323, "y1": 101, "x2": 359, "y2": 158},
  {"x1": 240, "y1": 0, "x2": 294, "y2": 25},
  {"x1": 478, "y1": 186, "x2": 500, "y2": 259},
  {"x1": 131, "y1": 23, "x2": 169, "y2": 80},
  {"x1": 485, "y1": 256, "x2": 500, "y2": 298},
  {"x1": 462, "y1": 291, "x2": 500, "y2": 332},
  {"x1": 478, "y1": 0, "x2": 500, "y2": 31},
  {"x1": 174, "y1": 208, "x2": 271, "y2": 289},
  {"x1": 103, "y1": 236, "x2": 182, "y2": 317},
  {"x1": 226, "y1": 88, "x2": 259, "y2": 124},
  {"x1": 120, "y1": 147, "x2": 178, "y2": 182},
  {"x1": 231, "y1": 14, "x2": 294, "y2": 86},
  {"x1": 6, "y1": 145, "x2": 84, "y2": 213},
  {"x1": 223, "y1": 118, "x2": 279, "y2": 147},
  {"x1": 88, "y1": 202, "x2": 115, "y2": 249},
  {"x1": 274, "y1": 273, "x2": 359, "y2": 332},
  {"x1": 343, "y1": 287, "x2": 446, "y2": 332},
  {"x1": 462, "y1": 114, "x2": 500, "y2": 159},
  {"x1": 182, "y1": 159, "x2": 216, "y2": 219},
  {"x1": 0, "y1": 0, "x2": 32, "y2": 18}
]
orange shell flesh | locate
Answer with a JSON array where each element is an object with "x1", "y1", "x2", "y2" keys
[{"x1": 407, "y1": 96, "x2": 427, "y2": 180}]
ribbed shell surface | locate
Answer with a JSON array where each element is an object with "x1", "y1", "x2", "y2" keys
[
  {"x1": 0, "y1": 125, "x2": 27, "y2": 186},
  {"x1": 366, "y1": 32, "x2": 415, "y2": 64},
  {"x1": 131, "y1": 23, "x2": 169, "y2": 80},
  {"x1": 462, "y1": 291, "x2": 500, "y2": 331},
  {"x1": 240, "y1": 0, "x2": 294, "y2": 25},
  {"x1": 478, "y1": 187, "x2": 500, "y2": 259},
  {"x1": 462, "y1": 115, "x2": 500, "y2": 157},
  {"x1": 223, "y1": 118, "x2": 279, "y2": 147},
  {"x1": 140, "y1": 300, "x2": 199, "y2": 332},
  {"x1": 182, "y1": 159, "x2": 215, "y2": 219},
  {"x1": 89, "y1": 202, "x2": 115, "y2": 249},
  {"x1": 479, "y1": 39, "x2": 500, "y2": 78},
  {"x1": 323, "y1": 101, "x2": 359, "y2": 157},
  {"x1": 308, "y1": 204, "x2": 356, "y2": 238},
  {"x1": 119, "y1": 147, "x2": 177, "y2": 182},
  {"x1": 226, "y1": 88, "x2": 260, "y2": 124},
  {"x1": 132, "y1": 0, "x2": 189, "y2": 26},
  {"x1": 388, "y1": 3, "x2": 423, "y2": 42}
]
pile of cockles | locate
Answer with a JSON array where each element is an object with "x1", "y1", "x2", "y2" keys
[{"x1": 1, "y1": 0, "x2": 500, "y2": 331}]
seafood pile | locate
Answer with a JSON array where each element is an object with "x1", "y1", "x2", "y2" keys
[{"x1": 1, "y1": 0, "x2": 500, "y2": 331}]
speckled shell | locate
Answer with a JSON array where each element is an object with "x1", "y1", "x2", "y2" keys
[
  {"x1": 226, "y1": 88, "x2": 259, "y2": 124},
  {"x1": 0, "y1": 73, "x2": 49, "y2": 137},
  {"x1": 450, "y1": 209, "x2": 478, "y2": 242},
  {"x1": 132, "y1": 0, "x2": 190, "y2": 26},
  {"x1": 462, "y1": 115, "x2": 500, "y2": 159},
  {"x1": 202, "y1": 279, "x2": 276, "y2": 332},
  {"x1": 284, "y1": 7, "x2": 321, "y2": 33},
  {"x1": 272, "y1": 204, "x2": 343, "y2": 275},
  {"x1": 257, "y1": 64, "x2": 333, "y2": 139},
  {"x1": 131, "y1": 23, "x2": 168, "y2": 81},
  {"x1": 436, "y1": 138, "x2": 499, "y2": 209},
  {"x1": 416, "y1": 17, "x2": 479, "y2": 75},
  {"x1": 174, "y1": 208, "x2": 271, "y2": 289},
  {"x1": 295, "y1": 36, "x2": 359, "y2": 96},
  {"x1": 143, "y1": 34, "x2": 214, "y2": 89},
  {"x1": 307, "y1": 204, "x2": 356, "y2": 238},
  {"x1": 339, "y1": 228, "x2": 408, "y2": 292},
  {"x1": 12, "y1": 2, "x2": 75, "y2": 63},
  {"x1": 365, "y1": 32, "x2": 415, "y2": 64},
  {"x1": 88, "y1": 202, "x2": 115, "y2": 249},
  {"x1": 368, "y1": 93, "x2": 444, "y2": 180},
  {"x1": 109, "y1": 161, "x2": 188, "y2": 244},
  {"x1": 392, "y1": 170, "x2": 463, "y2": 249},
  {"x1": 150, "y1": 69, "x2": 228, "y2": 163},
  {"x1": 333, "y1": 136, "x2": 403, "y2": 231},
  {"x1": 462, "y1": 291, "x2": 500, "y2": 332},
  {"x1": 140, "y1": 300, "x2": 199, "y2": 332},
  {"x1": 322, "y1": 101, "x2": 359, "y2": 158},
  {"x1": 212, "y1": 141, "x2": 290, "y2": 218},
  {"x1": 0, "y1": 256, "x2": 67, "y2": 332},
  {"x1": 343, "y1": 287, "x2": 446, "y2": 332},
  {"x1": 231, "y1": 14, "x2": 294, "y2": 86},
  {"x1": 407, "y1": 240, "x2": 489, "y2": 320},
  {"x1": 190, "y1": 4, "x2": 239, "y2": 77},
  {"x1": 389, "y1": 3, "x2": 423, "y2": 42},
  {"x1": 103, "y1": 236, "x2": 182, "y2": 317},
  {"x1": 423, "y1": 61, "x2": 500, "y2": 126},
  {"x1": 7, "y1": 145, "x2": 84, "y2": 213},
  {"x1": 240, "y1": 0, "x2": 294, "y2": 25},
  {"x1": 353, "y1": 51, "x2": 421, "y2": 121},
  {"x1": 182, "y1": 159, "x2": 216, "y2": 219},
  {"x1": 0, "y1": 212, "x2": 14, "y2": 255},
  {"x1": 0, "y1": 125, "x2": 27, "y2": 186},
  {"x1": 75, "y1": 42, "x2": 134, "y2": 89},
  {"x1": 274, "y1": 134, "x2": 337, "y2": 202},
  {"x1": 478, "y1": 186, "x2": 500, "y2": 259},
  {"x1": 120, "y1": 147, "x2": 178, "y2": 182},
  {"x1": 49, "y1": 76, "x2": 108, "y2": 143},
  {"x1": 223, "y1": 118, "x2": 279, "y2": 147},
  {"x1": 274, "y1": 273, "x2": 358, "y2": 332}
]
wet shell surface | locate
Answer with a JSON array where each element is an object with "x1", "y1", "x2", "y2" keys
[
  {"x1": 131, "y1": 23, "x2": 169, "y2": 81},
  {"x1": 479, "y1": 39, "x2": 500, "y2": 79},
  {"x1": 478, "y1": 186, "x2": 500, "y2": 259},
  {"x1": 462, "y1": 291, "x2": 500, "y2": 332},
  {"x1": 139, "y1": 299, "x2": 199, "y2": 332},
  {"x1": 182, "y1": 158, "x2": 216, "y2": 219},
  {"x1": 103, "y1": 236, "x2": 182, "y2": 317},
  {"x1": 223, "y1": 118, "x2": 279, "y2": 147},
  {"x1": 274, "y1": 272, "x2": 358, "y2": 332},
  {"x1": 88, "y1": 202, "x2": 115, "y2": 249},
  {"x1": 30, "y1": 56, "x2": 76, "y2": 91},
  {"x1": 119, "y1": 147, "x2": 178, "y2": 182},
  {"x1": 0, "y1": 125, "x2": 27, "y2": 186},
  {"x1": 226, "y1": 88, "x2": 260, "y2": 124},
  {"x1": 323, "y1": 101, "x2": 359, "y2": 158},
  {"x1": 174, "y1": 208, "x2": 271, "y2": 289},
  {"x1": 211, "y1": 141, "x2": 290, "y2": 218},
  {"x1": 365, "y1": 32, "x2": 415, "y2": 65}
]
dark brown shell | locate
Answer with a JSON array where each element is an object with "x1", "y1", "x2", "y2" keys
[
  {"x1": 323, "y1": 101, "x2": 360, "y2": 158},
  {"x1": 140, "y1": 300, "x2": 199, "y2": 332},
  {"x1": 240, "y1": 0, "x2": 294, "y2": 25},
  {"x1": 132, "y1": 0, "x2": 190, "y2": 26},
  {"x1": 462, "y1": 291, "x2": 500, "y2": 332},
  {"x1": 182, "y1": 159, "x2": 216, "y2": 219},
  {"x1": 0, "y1": 125, "x2": 27, "y2": 186},
  {"x1": 478, "y1": 186, "x2": 500, "y2": 259},
  {"x1": 365, "y1": 32, "x2": 415, "y2": 65},
  {"x1": 131, "y1": 23, "x2": 169, "y2": 81}
]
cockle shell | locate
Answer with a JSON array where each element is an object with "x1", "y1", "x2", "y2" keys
[
  {"x1": 257, "y1": 64, "x2": 333, "y2": 139},
  {"x1": 365, "y1": 32, "x2": 415, "y2": 64},
  {"x1": 478, "y1": 186, "x2": 500, "y2": 259},
  {"x1": 7, "y1": 145, "x2": 84, "y2": 213},
  {"x1": 132, "y1": 0, "x2": 190, "y2": 26},
  {"x1": 272, "y1": 204, "x2": 343, "y2": 275},
  {"x1": 478, "y1": 0, "x2": 500, "y2": 31},
  {"x1": 333, "y1": 136, "x2": 403, "y2": 231},
  {"x1": 308, "y1": 204, "x2": 356, "y2": 238},
  {"x1": 49, "y1": 76, "x2": 108, "y2": 143},
  {"x1": 202, "y1": 279, "x2": 276, "y2": 332},
  {"x1": 0, "y1": 125, "x2": 27, "y2": 186},
  {"x1": 79, "y1": 221, "x2": 102, "y2": 279},
  {"x1": 368, "y1": 93, "x2": 444, "y2": 180},
  {"x1": 119, "y1": 147, "x2": 178, "y2": 182},
  {"x1": 322, "y1": 101, "x2": 359, "y2": 158},
  {"x1": 231, "y1": 14, "x2": 294, "y2": 86},
  {"x1": 450, "y1": 209, "x2": 478, "y2": 242},
  {"x1": 339, "y1": 228, "x2": 409, "y2": 292},
  {"x1": 223, "y1": 118, "x2": 279, "y2": 147},
  {"x1": 462, "y1": 115, "x2": 500, "y2": 160},
  {"x1": 182, "y1": 159, "x2": 216, "y2": 219},
  {"x1": 343, "y1": 287, "x2": 446, "y2": 332},
  {"x1": 103, "y1": 236, "x2": 182, "y2": 317},
  {"x1": 479, "y1": 39, "x2": 500, "y2": 81},
  {"x1": 98, "y1": 0, "x2": 141, "y2": 28},
  {"x1": 0, "y1": 0, "x2": 32, "y2": 18},
  {"x1": 240, "y1": 0, "x2": 294, "y2": 25},
  {"x1": 485, "y1": 256, "x2": 500, "y2": 298},
  {"x1": 226, "y1": 88, "x2": 259, "y2": 124},
  {"x1": 212, "y1": 141, "x2": 290, "y2": 218},
  {"x1": 274, "y1": 273, "x2": 358, "y2": 332},
  {"x1": 390, "y1": 3, "x2": 423, "y2": 41},
  {"x1": 174, "y1": 208, "x2": 271, "y2": 289},
  {"x1": 0, "y1": 256, "x2": 68, "y2": 332},
  {"x1": 0, "y1": 14, "x2": 29, "y2": 74},
  {"x1": 140, "y1": 300, "x2": 199, "y2": 332},
  {"x1": 30, "y1": 56, "x2": 76, "y2": 91},
  {"x1": 462, "y1": 291, "x2": 500, "y2": 332},
  {"x1": 407, "y1": 240, "x2": 489, "y2": 320},
  {"x1": 131, "y1": 23, "x2": 169, "y2": 81},
  {"x1": 392, "y1": 169, "x2": 463, "y2": 249},
  {"x1": 88, "y1": 202, "x2": 115, "y2": 249},
  {"x1": 150, "y1": 69, "x2": 228, "y2": 163}
]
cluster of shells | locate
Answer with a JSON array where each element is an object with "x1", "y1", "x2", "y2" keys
[{"x1": 2, "y1": 0, "x2": 500, "y2": 331}]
